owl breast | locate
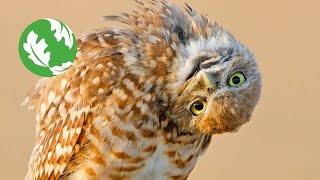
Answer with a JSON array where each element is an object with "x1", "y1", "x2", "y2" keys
[{"x1": 67, "y1": 115, "x2": 206, "y2": 180}]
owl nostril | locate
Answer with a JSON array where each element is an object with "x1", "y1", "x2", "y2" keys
[{"x1": 207, "y1": 81, "x2": 220, "y2": 91}]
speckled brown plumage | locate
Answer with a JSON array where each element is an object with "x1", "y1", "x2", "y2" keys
[{"x1": 24, "y1": 0, "x2": 261, "y2": 179}]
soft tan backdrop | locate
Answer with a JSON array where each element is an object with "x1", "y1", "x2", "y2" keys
[{"x1": 1, "y1": 0, "x2": 319, "y2": 179}]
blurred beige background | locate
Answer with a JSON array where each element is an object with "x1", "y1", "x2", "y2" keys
[{"x1": 1, "y1": 0, "x2": 320, "y2": 179}]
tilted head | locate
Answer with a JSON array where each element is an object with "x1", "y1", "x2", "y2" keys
[
  {"x1": 169, "y1": 46, "x2": 261, "y2": 134},
  {"x1": 104, "y1": 1, "x2": 261, "y2": 135},
  {"x1": 162, "y1": 4, "x2": 262, "y2": 135}
]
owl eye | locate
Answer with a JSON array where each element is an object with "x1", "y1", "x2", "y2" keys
[
  {"x1": 190, "y1": 100, "x2": 207, "y2": 116},
  {"x1": 229, "y1": 72, "x2": 246, "y2": 87}
]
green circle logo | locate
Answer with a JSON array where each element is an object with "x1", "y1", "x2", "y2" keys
[{"x1": 19, "y1": 18, "x2": 77, "y2": 77}]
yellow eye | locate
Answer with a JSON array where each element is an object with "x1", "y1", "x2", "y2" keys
[
  {"x1": 229, "y1": 72, "x2": 246, "y2": 87},
  {"x1": 190, "y1": 100, "x2": 207, "y2": 116}
]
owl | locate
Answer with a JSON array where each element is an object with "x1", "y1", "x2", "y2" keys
[{"x1": 24, "y1": 0, "x2": 261, "y2": 179}]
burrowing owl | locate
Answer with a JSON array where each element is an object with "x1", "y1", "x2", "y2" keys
[{"x1": 24, "y1": 0, "x2": 261, "y2": 179}]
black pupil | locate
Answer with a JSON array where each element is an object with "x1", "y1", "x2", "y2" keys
[
  {"x1": 194, "y1": 102, "x2": 204, "y2": 111},
  {"x1": 232, "y1": 76, "x2": 241, "y2": 84}
]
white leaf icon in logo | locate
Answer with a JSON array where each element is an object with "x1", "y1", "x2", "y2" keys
[
  {"x1": 46, "y1": 18, "x2": 74, "y2": 49},
  {"x1": 49, "y1": 61, "x2": 73, "y2": 75},
  {"x1": 23, "y1": 31, "x2": 51, "y2": 67}
]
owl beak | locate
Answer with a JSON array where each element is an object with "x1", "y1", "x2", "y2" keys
[{"x1": 201, "y1": 72, "x2": 218, "y2": 90}]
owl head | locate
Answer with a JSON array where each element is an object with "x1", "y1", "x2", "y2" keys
[
  {"x1": 169, "y1": 47, "x2": 261, "y2": 134},
  {"x1": 163, "y1": 5, "x2": 262, "y2": 135},
  {"x1": 104, "y1": 1, "x2": 262, "y2": 135}
]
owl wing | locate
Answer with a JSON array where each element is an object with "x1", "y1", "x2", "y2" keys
[
  {"x1": 24, "y1": 76, "x2": 93, "y2": 180},
  {"x1": 24, "y1": 31, "x2": 125, "y2": 179}
]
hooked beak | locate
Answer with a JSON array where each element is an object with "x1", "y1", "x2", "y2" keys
[{"x1": 201, "y1": 72, "x2": 218, "y2": 90}]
